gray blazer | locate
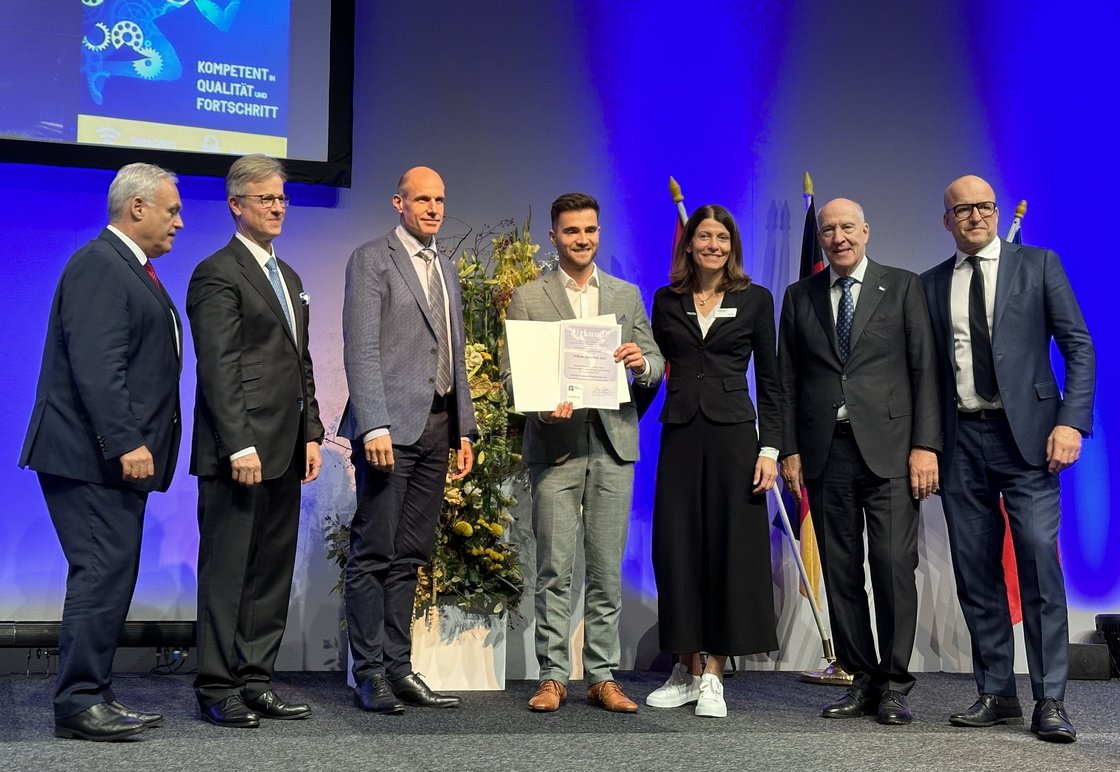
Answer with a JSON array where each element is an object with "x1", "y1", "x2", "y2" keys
[
  {"x1": 502, "y1": 267, "x2": 664, "y2": 464},
  {"x1": 341, "y1": 230, "x2": 477, "y2": 447}
]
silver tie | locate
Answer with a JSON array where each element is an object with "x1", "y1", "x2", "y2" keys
[
  {"x1": 420, "y1": 248, "x2": 452, "y2": 395},
  {"x1": 266, "y1": 256, "x2": 294, "y2": 337}
]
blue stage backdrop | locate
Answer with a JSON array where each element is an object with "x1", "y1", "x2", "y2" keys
[{"x1": 1, "y1": 1, "x2": 1115, "y2": 671}]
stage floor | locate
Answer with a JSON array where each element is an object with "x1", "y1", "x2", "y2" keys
[{"x1": 2, "y1": 671, "x2": 1118, "y2": 771}]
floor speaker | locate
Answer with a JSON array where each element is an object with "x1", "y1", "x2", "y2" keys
[{"x1": 1068, "y1": 642, "x2": 1111, "y2": 680}]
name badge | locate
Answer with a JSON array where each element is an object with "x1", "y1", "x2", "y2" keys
[{"x1": 714, "y1": 308, "x2": 737, "y2": 318}]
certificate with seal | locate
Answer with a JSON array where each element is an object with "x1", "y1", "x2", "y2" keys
[{"x1": 505, "y1": 315, "x2": 627, "y2": 412}]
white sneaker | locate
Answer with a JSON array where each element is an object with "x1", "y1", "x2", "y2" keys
[
  {"x1": 645, "y1": 663, "x2": 701, "y2": 708},
  {"x1": 694, "y1": 673, "x2": 727, "y2": 717}
]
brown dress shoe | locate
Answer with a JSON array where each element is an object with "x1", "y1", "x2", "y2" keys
[
  {"x1": 587, "y1": 680, "x2": 638, "y2": 713},
  {"x1": 528, "y1": 680, "x2": 567, "y2": 712}
]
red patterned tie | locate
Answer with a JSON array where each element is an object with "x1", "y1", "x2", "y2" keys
[{"x1": 145, "y1": 261, "x2": 161, "y2": 288}]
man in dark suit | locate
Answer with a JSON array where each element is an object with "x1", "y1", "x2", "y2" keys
[
  {"x1": 922, "y1": 175, "x2": 1095, "y2": 743},
  {"x1": 21, "y1": 163, "x2": 183, "y2": 740},
  {"x1": 187, "y1": 154, "x2": 324, "y2": 728},
  {"x1": 778, "y1": 197, "x2": 940, "y2": 725},
  {"x1": 502, "y1": 193, "x2": 664, "y2": 713},
  {"x1": 341, "y1": 166, "x2": 477, "y2": 713}
]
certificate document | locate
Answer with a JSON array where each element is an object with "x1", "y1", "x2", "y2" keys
[
  {"x1": 559, "y1": 321, "x2": 621, "y2": 409},
  {"x1": 505, "y1": 315, "x2": 627, "y2": 412}
]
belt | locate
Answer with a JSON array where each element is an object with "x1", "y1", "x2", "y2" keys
[
  {"x1": 431, "y1": 392, "x2": 451, "y2": 413},
  {"x1": 833, "y1": 420, "x2": 854, "y2": 437},
  {"x1": 958, "y1": 408, "x2": 1005, "y2": 421}
]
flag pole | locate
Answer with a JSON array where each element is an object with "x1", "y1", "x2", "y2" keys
[
  {"x1": 1006, "y1": 199, "x2": 1027, "y2": 241},
  {"x1": 669, "y1": 176, "x2": 688, "y2": 226}
]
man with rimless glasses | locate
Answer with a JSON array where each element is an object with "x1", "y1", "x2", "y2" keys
[
  {"x1": 921, "y1": 175, "x2": 1095, "y2": 743},
  {"x1": 187, "y1": 154, "x2": 324, "y2": 728}
]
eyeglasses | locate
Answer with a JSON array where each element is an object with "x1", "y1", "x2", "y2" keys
[
  {"x1": 238, "y1": 194, "x2": 291, "y2": 208},
  {"x1": 948, "y1": 201, "x2": 995, "y2": 221}
]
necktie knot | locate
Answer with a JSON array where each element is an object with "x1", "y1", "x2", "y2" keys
[
  {"x1": 419, "y1": 247, "x2": 436, "y2": 264},
  {"x1": 836, "y1": 276, "x2": 856, "y2": 291}
]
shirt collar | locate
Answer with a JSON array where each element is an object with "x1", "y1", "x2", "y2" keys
[
  {"x1": 560, "y1": 265, "x2": 599, "y2": 290},
  {"x1": 107, "y1": 224, "x2": 149, "y2": 265},
  {"x1": 235, "y1": 232, "x2": 276, "y2": 268},
  {"x1": 396, "y1": 224, "x2": 434, "y2": 259},
  {"x1": 830, "y1": 255, "x2": 868, "y2": 287},
  {"x1": 954, "y1": 236, "x2": 1002, "y2": 269}
]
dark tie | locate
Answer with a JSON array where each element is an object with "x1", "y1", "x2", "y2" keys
[
  {"x1": 835, "y1": 276, "x2": 856, "y2": 364},
  {"x1": 967, "y1": 255, "x2": 998, "y2": 402},
  {"x1": 265, "y1": 255, "x2": 294, "y2": 336},
  {"x1": 420, "y1": 248, "x2": 452, "y2": 396},
  {"x1": 144, "y1": 261, "x2": 161, "y2": 288}
]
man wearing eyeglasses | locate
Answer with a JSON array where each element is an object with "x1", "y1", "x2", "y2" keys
[
  {"x1": 501, "y1": 193, "x2": 664, "y2": 713},
  {"x1": 921, "y1": 175, "x2": 1095, "y2": 743},
  {"x1": 187, "y1": 153, "x2": 324, "y2": 728}
]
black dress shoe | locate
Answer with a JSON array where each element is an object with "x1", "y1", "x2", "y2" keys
[
  {"x1": 245, "y1": 690, "x2": 312, "y2": 720},
  {"x1": 390, "y1": 672, "x2": 462, "y2": 708},
  {"x1": 949, "y1": 693, "x2": 1023, "y2": 727},
  {"x1": 201, "y1": 695, "x2": 260, "y2": 728},
  {"x1": 1031, "y1": 698, "x2": 1076, "y2": 743},
  {"x1": 355, "y1": 675, "x2": 405, "y2": 714},
  {"x1": 877, "y1": 691, "x2": 913, "y2": 725},
  {"x1": 54, "y1": 703, "x2": 146, "y2": 741},
  {"x1": 821, "y1": 689, "x2": 878, "y2": 719},
  {"x1": 107, "y1": 699, "x2": 164, "y2": 728}
]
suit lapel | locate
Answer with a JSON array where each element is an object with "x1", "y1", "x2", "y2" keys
[
  {"x1": 993, "y1": 240, "x2": 1020, "y2": 337},
  {"x1": 542, "y1": 269, "x2": 577, "y2": 320},
  {"x1": 807, "y1": 269, "x2": 838, "y2": 360},
  {"x1": 677, "y1": 292, "x2": 703, "y2": 342},
  {"x1": 848, "y1": 259, "x2": 886, "y2": 353},
  {"x1": 388, "y1": 232, "x2": 440, "y2": 332},
  {"x1": 278, "y1": 259, "x2": 304, "y2": 349},
  {"x1": 230, "y1": 237, "x2": 298, "y2": 351},
  {"x1": 928, "y1": 256, "x2": 955, "y2": 363},
  {"x1": 101, "y1": 229, "x2": 182, "y2": 365}
]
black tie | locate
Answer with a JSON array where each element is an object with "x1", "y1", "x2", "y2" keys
[{"x1": 967, "y1": 255, "x2": 998, "y2": 402}]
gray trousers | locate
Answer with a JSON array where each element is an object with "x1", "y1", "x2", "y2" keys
[{"x1": 528, "y1": 421, "x2": 633, "y2": 685}]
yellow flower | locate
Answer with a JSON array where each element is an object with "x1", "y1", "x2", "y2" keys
[
  {"x1": 488, "y1": 523, "x2": 504, "y2": 538},
  {"x1": 452, "y1": 521, "x2": 473, "y2": 537}
]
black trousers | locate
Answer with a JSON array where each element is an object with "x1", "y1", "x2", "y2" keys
[
  {"x1": 39, "y1": 473, "x2": 148, "y2": 720},
  {"x1": 193, "y1": 443, "x2": 303, "y2": 708},
  {"x1": 345, "y1": 407, "x2": 450, "y2": 682},
  {"x1": 806, "y1": 428, "x2": 919, "y2": 695}
]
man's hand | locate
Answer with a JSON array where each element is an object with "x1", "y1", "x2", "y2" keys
[
  {"x1": 753, "y1": 456, "x2": 778, "y2": 494},
  {"x1": 1046, "y1": 425, "x2": 1083, "y2": 474},
  {"x1": 614, "y1": 342, "x2": 647, "y2": 374},
  {"x1": 909, "y1": 448, "x2": 939, "y2": 500},
  {"x1": 303, "y1": 442, "x2": 322, "y2": 483},
  {"x1": 120, "y1": 445, "x2": 155, "y2": 482},
  {"x1": 364, "y1": 434, "x2": 395, "y2": 472},
  {"x1": 780, "y1": 454, "x2": 804, "y2": 503},
  {"x1": 231, "y1": 451, "x2": 263, "y2": 486},
  {"x1": 450, "y1": 439, "x2": 474, "y2": 480},
  {"x1": 540, "y1": 401, "x2": 575, "y2": 423}
]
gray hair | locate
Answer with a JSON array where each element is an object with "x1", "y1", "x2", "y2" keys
[
  {"x1": 107, "y1": 163, "x2": 178, "y2": 221},
  {"x1": 226, "y1": 153, "x2": 286, "y2": 198}
]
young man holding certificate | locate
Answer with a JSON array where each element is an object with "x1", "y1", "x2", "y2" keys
[{"x1": 503, "y1": 192, "x2": 664, "y2": 713}]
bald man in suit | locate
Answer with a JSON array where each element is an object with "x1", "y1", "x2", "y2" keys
[{"x1": 922, "y1": 175, "x2": 1094, "y2": 743}]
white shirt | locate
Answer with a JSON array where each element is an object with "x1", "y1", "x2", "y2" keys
[
  {"x1": 828, "y1": 255, "x2": 869, "y2": 421},
  {"x1": 107, "y1": 224, "x2": 180, "y2": 355},
  {"x1": 560, "y1": 264, "x2": 600, "y2": 319},
  {"x1": 950, "y1": 236, "x2": 1002, "y2": 411}
]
